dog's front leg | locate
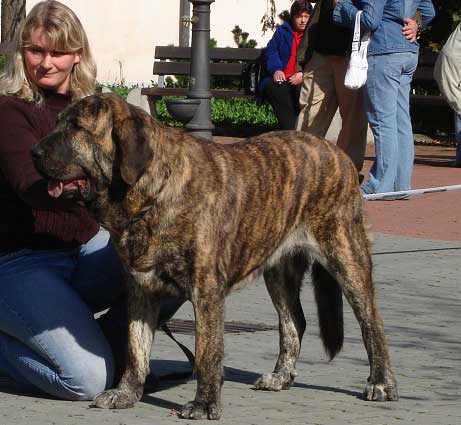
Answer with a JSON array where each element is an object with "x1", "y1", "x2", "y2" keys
[
  {"x1": 180, "y1": 285, "x2": 225, "y2": 420},
  {"x1": 93, "y1": 274, "x2": 159, "y2": 409}
]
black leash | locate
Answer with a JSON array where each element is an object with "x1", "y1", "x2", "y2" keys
[
  {"x1": 143, "y1": 324, "x2": 195, "y2": 392},
  {"x1": 160, "y1": 323, "x2": 195, "y2": 379}
]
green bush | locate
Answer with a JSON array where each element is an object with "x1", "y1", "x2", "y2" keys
[
  {"x1": 97, "y1": 84, "x2": 278, "y2": 135},
  {"x1": 212, "y1": 98, "x2": 276, "y2": 126},
  {"x1": 101, "y1": 83, "x2": 131, "y2": 99},
  {"x1": 155, "y1": 96, "x2": 277, "y2": 129},
  {"x1": 154, "y1": 97, "x2": 185, "y2": 127}
]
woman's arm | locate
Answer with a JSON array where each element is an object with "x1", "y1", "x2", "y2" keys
[
  {"x1": 0, "y1": 103, "x2": 76, "y2": 210},
  {"x1": 417, "y1": 0, "x2": 436, "y2": 29},
  {"x1": 334, "y1": 0, "x2": 434, "y2": 34},
  {"x1": 265, "y1": 28, "x2": 285, "y2": 75},
  {"x1": 333, "y1": 0, "x2": 385, "y2": 32},
  {"x1": 402, "y1": 17, "x2": 419, "y2": 43}
]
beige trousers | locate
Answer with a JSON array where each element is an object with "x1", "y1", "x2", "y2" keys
[{"x1": 296, "y1": 51, "x2": 368, "y2": 171}]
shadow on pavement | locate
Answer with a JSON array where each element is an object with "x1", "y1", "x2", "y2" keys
[{"x1": 150, "y1": 360, "x2": 363, "y2": 400}]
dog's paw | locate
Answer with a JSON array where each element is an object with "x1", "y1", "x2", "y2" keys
[
  {"x1": 92, "y1": 388, "x2": 140, "y2": 409},
  {"x1": 180, "y1": 400, "x2": 221, "y2": 420},
  {"x1": 363, "y1": 381, "x2": 399, "y2": 401},
  {"x1": 253, "y1": 371, "x2": 296, "y2": 391}
]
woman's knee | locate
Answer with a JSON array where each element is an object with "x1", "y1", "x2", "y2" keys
[{"x1": 59, "y1": 359, "x2": 114, "y2": 401}]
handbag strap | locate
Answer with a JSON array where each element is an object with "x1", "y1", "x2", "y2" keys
[{"x1": 351, "y1": 11, "x2": 370, "y2": 53}]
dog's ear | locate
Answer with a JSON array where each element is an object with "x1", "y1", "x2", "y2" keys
[{"x1": 110, "y1": 95, "x2": 154, "y2": 186}]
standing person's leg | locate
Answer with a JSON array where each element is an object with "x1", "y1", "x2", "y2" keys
[
  {"x1": 395, "y1": 53, "x2": 418, "y2": 192},
  {"x1": 0, "y1": 247, "x2": 115, "y2": 400},
  {"x1": 362, "y1": 54, "x2": 401, "y2": 195},
  {"x1": 296, "y1": 52, "x2": 338, "y2": 135},
  {"x1": 455, "y1": 112, "x2": 461, "y2": 166},
  {"x1": 333, "y1": 56, "x2": 368, "y2": 172},
  {"x1": 291, "y1": 83, "x2": 302, "y2": 118},
  {"x1": 264, "y1": 80, "x2": 301, "y2": 130}
]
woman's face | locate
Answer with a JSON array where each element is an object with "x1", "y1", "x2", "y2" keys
[
  {"x1": 292, "y1": 12, "x2": 310, "y2": 32},
  {"x1": 23, "y1": 27, "x2": 81, "y2": 94}
]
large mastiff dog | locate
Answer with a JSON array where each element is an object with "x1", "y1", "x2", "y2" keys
[{"x1": 33, "y1": 93, "x2": 397, "y2": 419}]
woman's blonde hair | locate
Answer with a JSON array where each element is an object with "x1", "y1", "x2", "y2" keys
[{"x1": 0, "y1": 0, "x2": 96, "y2": 102}]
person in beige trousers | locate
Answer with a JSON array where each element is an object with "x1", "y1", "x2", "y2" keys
[{"x1": 295, "y1": 0, "x2": 419, "y2": 176}]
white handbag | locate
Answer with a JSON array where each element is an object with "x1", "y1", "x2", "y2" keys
[{"x1": 344, "y1": 11, "x2": 371, "y2": 90}]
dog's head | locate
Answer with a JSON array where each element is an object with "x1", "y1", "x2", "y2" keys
[{"x1": 32, "y1": 92, "x2": 155, "y2": 207}]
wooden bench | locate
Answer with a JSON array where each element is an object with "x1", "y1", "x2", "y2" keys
[
  {"x1": 141, "y1": 45, "x2": 448, "y2": 115},
  {"x1": 410, "y1": 49, "x2": 446, "y2": 107},
  {"x1": 140, "y1": 45, "x2": 264, "y2": 117},
  {"x1": 408, "y1": 49, "x2": 456, "y2": 137}
]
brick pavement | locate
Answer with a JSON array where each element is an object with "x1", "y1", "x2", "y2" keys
[
  {"x1": 363, "y1": 143, "x2": 461, "y2": 241},
  {"x1": 1, "y1": 143, "x2": 460, "y2": 425}
]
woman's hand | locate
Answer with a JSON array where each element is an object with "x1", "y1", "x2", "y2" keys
[
  {"x1": 273, "y1": 70, "x2": 286, "y2": 83},
  {"x1": 288, "y1": 72, "x2": 303, "y2": 86},
  {"x1": 402, "y1": 18, "x2": 419, "y2": 43}
]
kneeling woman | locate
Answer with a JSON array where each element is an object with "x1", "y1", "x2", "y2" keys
[{"x1": 0, "y1": 0, "x2": 182, "y2": 400}]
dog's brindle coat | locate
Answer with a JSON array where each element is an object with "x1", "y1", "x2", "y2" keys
[{"x1": 33, "y1": 93, "x2": 397, "y2": 419}]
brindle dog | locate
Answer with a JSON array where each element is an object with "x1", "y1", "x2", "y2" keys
[{"x1": 32, "y1": 93, "x2": 398, "y2": 420}]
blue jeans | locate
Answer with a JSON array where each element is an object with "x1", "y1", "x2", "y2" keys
[
  {"x1": 455, "y1": 112, "x2": 461, "y2": 165},
  {"x1": 0, "y1": 228, "x2": 125, "y2": 400},
  {"x1": 361, "y1": 52, "x2": 418, "y2": 194}
]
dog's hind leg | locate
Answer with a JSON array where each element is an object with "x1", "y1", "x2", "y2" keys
[
  {"x1": 93, "y1": 276, "x2": 159, "y2": 409},
  {"x1": 254, "y1": 252, "x2": 308, "y2": 391},
  {"x1": 180, "y1": 279, "x2": 225, "y2": 420},
  {"x1": 317, "y1": 222, "x2": 398, "y2": 402}
]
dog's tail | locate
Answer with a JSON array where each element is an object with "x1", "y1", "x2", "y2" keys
[{"x1": 311, "y1": 262, "x2": 344, "y2": 360}]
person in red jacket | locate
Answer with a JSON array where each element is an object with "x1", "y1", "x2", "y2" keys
[
  {"x1": 260, "y1": 0, "x2": 312, "y2": 129},
  {"x1": 0, "y1": 0, "x2": 181, "y2": 400}
]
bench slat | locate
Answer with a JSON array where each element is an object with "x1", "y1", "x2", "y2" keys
[
  {"x1": 153, "y1": 61, "x2": 245, "y2": 76},
  {"x1": 141, "y1": 87, "x2": 251, "y2": 98},
  {"x1": 155, "y1": 46, "x2": 264, "y2": 61},
  {"x1": 146, "y1": 45, "x2": 447, "y2": 112},
  {"x1": 413, "y1": 67, "x2": 437, "y2": 82},
  {"x1": 410, "y1": 94, "x2": 447, "y2": 106},
  {"x1": 417, "y1": 50, "x2": 438, "y2": 66},
  {"x1": 151, "y1": 65, "x2": 433, "y2": 81}
]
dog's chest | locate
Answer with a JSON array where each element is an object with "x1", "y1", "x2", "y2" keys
[{"x1": 118, "y1": 231, "x2": 195, "y2": 296}]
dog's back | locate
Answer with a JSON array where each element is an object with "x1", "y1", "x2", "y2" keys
[{"x1": 156, "y1": 129, "x2": 365, "y2": 290}]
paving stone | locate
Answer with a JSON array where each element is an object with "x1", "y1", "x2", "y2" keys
[{"x1": 1, "y1": 233, "x2": 460, "y2": 424}]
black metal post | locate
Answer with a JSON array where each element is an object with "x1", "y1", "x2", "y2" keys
[{"x1": 185, "y1": 0, "x2": 215, "y2": 140}]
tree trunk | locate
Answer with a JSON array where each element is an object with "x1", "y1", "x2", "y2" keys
[{"x1": 1, "y1": 0, "x2": 26, "y2": 43}]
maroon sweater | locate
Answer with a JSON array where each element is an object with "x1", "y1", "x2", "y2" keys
[{"x1": 0, "y1": 92, "x2": 99, "y2": 253}]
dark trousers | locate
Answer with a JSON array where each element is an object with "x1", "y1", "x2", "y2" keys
[{"x1": 264, "y1": 80, "x2": 301, "y2": 130}]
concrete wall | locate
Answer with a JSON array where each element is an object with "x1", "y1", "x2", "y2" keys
[{"x1": 12, "y1": 0, "x2": 294, "y2": 86}]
